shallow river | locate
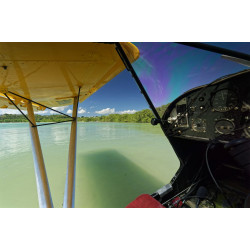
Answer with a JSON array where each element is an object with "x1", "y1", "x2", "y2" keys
[{"x1": 0, "y1": 122, "x2": 179, "y2": 208}]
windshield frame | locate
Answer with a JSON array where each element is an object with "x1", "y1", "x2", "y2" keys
[{"x1": 115, "y1": 42, "x2": 250, "y2": 124}]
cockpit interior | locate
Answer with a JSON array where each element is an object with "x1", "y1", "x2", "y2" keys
[{"x1": 151, "y1": 69, "x2": 250, "y2": 208}]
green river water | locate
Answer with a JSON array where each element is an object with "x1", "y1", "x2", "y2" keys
[{"x1": 0, "y1": 122, "x2": 179, "y2": 208}]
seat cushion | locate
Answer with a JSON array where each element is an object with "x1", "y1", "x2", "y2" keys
[{"x1": 126, "y1": 194, "x2": 165, "y2": 208}]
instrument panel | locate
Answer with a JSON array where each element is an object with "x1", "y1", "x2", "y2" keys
[{"x1": 162, "y1": 70, "x2": 250, "y2": 142}]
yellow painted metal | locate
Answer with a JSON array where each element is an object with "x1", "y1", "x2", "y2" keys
[
  {"x1": 0, "y1": 92, "x2": 45, "y2": 110},
  {"x1": 0, "y1": 42, "x2": 139, "y2": 110}
]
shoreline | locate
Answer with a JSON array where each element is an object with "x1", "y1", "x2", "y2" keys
[{"x1": 0, "y1": 121, "x2": 151, "y2": 124}]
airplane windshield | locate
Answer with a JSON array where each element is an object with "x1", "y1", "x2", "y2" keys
[{"x1": 132, "y1": 42, "x2": 250, "y2": 117}]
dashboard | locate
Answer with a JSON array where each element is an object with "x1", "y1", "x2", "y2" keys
[{"x1": 162, "y1": 70, "x2": 250, "y2": 142}]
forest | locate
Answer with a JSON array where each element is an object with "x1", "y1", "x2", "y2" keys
[{"x1": 0, "y1": 104, "x2": 168, "y2": 123}]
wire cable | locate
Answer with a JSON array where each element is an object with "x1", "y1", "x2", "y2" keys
[
  {"x1": 205, "y1": 141, "x2": 233, "y2": 207},
  {"x1": 4, "y1": 93, "x2": 35, "y2": 126}
]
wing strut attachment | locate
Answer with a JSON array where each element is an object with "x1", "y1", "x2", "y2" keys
[
  {"x1": 1, "y1": 90, "x2": 81, "y2": 207},
  {"x1": 4, "y1": 93, "x2": 35, "y2": 126}
]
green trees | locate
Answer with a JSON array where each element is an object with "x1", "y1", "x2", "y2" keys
[
  {"x1": 77, "y1": 108, "x2": 156, "y2": 123},
  {"x1": 0, "y1": 104, "x2": 169, "y2": 123},
  {"x1": 0, "y1": 114, "x2": 69, "y2": 123}
]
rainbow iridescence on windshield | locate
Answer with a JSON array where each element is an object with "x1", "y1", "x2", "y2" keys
[{"x1": 132, "y1": 42, "x2": 250, "y2": 110}]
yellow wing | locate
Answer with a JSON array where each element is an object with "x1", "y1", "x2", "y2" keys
[{"x1": 0, "y1": 42, "x2": 139, "y2": 111}]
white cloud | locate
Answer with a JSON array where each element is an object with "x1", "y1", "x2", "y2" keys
[
  {"x1": 67, "y1": 109, "x2": 72, "y2": 114},
  {"x1": 0, "y1": 108, "x2": 53, "y2": 116},
  {"x1": 0, "y1": 109, "x2": 26, "y2": 115},
  {"x1": 78, "y1": 108, "x2": 86, "y2": 114},
  {"x1": 35, "y1": 110, "x2": 49, "y2": 115},
  {"x1": 95, "y1": 108, "x2": 115, "y2": 115},
  {"x1": 94, "y1": 108, "x2": 137, "y2": 115},
  {"x1": 117, "y1": 110, "x2": 137, "y2": 114},
  {"x1": 50, "y1": 106, "x2": 68, "y2": 114},
  {"x1": 0, "y1": 107, "x2": 138, "y2": 117},
  {"x1": 52, "y1": 106, "x2": 67, "y2": 111}
]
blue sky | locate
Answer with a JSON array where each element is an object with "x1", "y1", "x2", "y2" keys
[
  {"x1": 1, "y1": 42, "x2": 250, "y2": 117},
  {"x1": 132, "y1": 42, "x2": 250, "y2": 107},
  {"x1": 33, "y1": 69, "x2": 150, "y2": 117},
  {"x1": 67, "y1": 42, "x2": 250, "y2": 117}
]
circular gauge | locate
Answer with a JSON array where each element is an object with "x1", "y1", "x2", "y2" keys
[
  {"x1": 244, "y1": 121, "x2": 250, "y2": 138},
  {"x1": 215, "y1": 119, "x2": 235, "y2": 134},
  {"x1": 211, "y1": 89, "x2": 239, "y2": 112},
  {"x1": 191, "y1": 118, "x2": 206, "y2": 132}
]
